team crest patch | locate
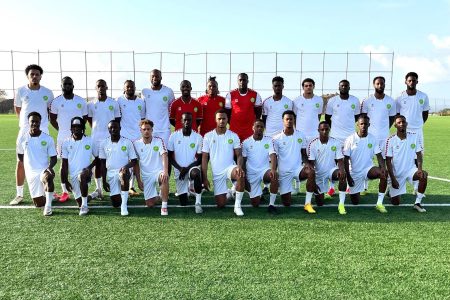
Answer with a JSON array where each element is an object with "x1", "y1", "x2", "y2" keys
[
  {"x1": 109, "y1": 105, "x2": 114, "y2": 111},
  {"x1": 264, "y1": 143, "x2": 269, "y2": 149},
  {"x1": 386, "y1": 104, "x2": 392, "y2": 109},
  {"x1": 297, "y1": 138, "x2": 302, "y2": 143},
  {"x1": 121, "y1": 146, "x2": 127, "y2": 151},
  {"x1": 190, "y1": 143, "x2": 195, "y2": 148},
  {"x1": 194, "y1": 107, "x2": 198, "y2": 112},
  {"x1": 250, "y1": 97, "x2": 255, "y2": 103},
  {"x1": 43, "y1": 96, "x2": 48, "y2": 101},
  {"x1": 419, "y1": 99, "x2": 424, "y2": 105},
  {"x1": 153, "y1": 146, "x2": 159, "y2": 151},
  {"x1": 41, "y1": 141, "x2": 47, "y2": 146},
  {"x1": 228, "y1": 139, "x2": 233, "y2": 144},
  {"x1": 284, "y1": 104, "x2": 288, "y2": 109},
  {"x1": 138, "y1": 105, "x2": 142, "y2": 111},
  {"x1": 85, "y1": 145, "x2": 91, "y2": 150},
  {"x1": 163, "y1": 96, "x2": 168, "y2": 102},
  {"x1": 331, "y1": 145, "x2": 337, "y2": 151},
  {"x1": 219, "y1": 102, "x2": 223, "y2": 107},
  {"x1": 315, "y1": 103, "x2": 320, "y2": 108},
  {"x1": 368, "y1": 143, "x2": 373, "y2": 149},
  {"x1": 411, "y1": 143, "x2": 416, "y2": 149},
  {"x1": 351, "y1": 104, "x2": 356, "y2": 109},
  {"x1": 77, "y1": 103, "x2": 82, "y2": 109}
]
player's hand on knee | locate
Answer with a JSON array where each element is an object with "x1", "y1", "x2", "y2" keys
[
  {"x1": 270, "y1": 169, "x2": 278, "y2": 181},
  {"x1": 203, "y1": 179, "x2": 211, "y2": 191},
  {"x1": 347, "y1": 176, "x2": 355, "y2": 187},
  {"x1": 138, "y1": 180, "x2": 144, "y2": 191},
  {"x1": 103, "y1": 181, "x2": 110, "y2": 192},
  {"x1": 236, "y1": 167, "x2": 245, "y2": 178},
  {"x1": 391, "y1": 178, "x2": 399, "y2": 189},
  {"x1": 65, "y1": 181, "x2": 73, "y2": 193},
  {"x1": 160, "y1": 172, "x2": 168, "y2": 183}
]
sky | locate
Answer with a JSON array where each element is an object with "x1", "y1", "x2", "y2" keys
[{"x1": 1, "y1": 0, "x2": 449, "y2": 109}]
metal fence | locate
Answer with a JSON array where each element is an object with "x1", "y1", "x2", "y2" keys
[{"x1": 0, "y1": 50, "x2": 395, "y2": 101}]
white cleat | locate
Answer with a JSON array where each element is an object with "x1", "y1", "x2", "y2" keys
[
  {"x1": 79, "y1": 206, "x2": 89, "y2": 216},
  {"x1": 161, "y1": 207, "x2": 168, "y2": 216},
  {"x1": 10, "y1": 195, "x2": 24, "y2": 205},
  {"x1": 43, "y1": 206, "x2": 52, "y2": 216},
  {"x1": 234, "y1": 206, "x2": 244, "y2": 216},
  {"x1": 195, "y1": 203, "x2": 203, "y2": 214},
  {"x1": 121, "y1": 207, "x2": 129, "y2": 216}
]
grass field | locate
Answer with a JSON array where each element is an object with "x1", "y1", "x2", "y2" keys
[{"x1": 0, "y1": 114, "x2": 449, "y2": 299}]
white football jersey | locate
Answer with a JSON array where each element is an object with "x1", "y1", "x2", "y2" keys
[
  {"x1": 395, "y1": 90, "x2": 430, "y2": 130},
  {"x1": 361, "y1": 95, "x2": 396, "y2": 141},
  {"x1": 141, "y1": 85, "x2": 175, "y2": 133},
  {"x1": 61, "y1": 135, "x2": 94, "y2": 178},
  {"x1": 51, "y1": 95, "x2": 88, "y2": 141},
  {"x1": 273, "y1": 130, "x2": 307, "y2": 174},
  {"x1": 99, "y1": 137, "x2": 136, "y2": 171},
  {"x1": 202, "y1": 129, "x2": 240, "y2": 175},
  {"x1": 385, "y1": 132, "x2": 423, "y2": 176},
  {"x1": 116, "y1": 95, "x2": 145, "y2": 141},
  {"x1": 14, "y1": 85, "x2": 54, "y2": 131},
  {"x1": 262, "y1": 96, "x2": 293, "y2": 137},
  {"x1": 343, "y1": 132, "x2": 380, "y2": 176},
  {"x1": 325, "y1": 95, "x2": 360, "y2": 142},
  {"x1": 307, "y1": 137, "x2": 343, "y2": 177},
  {"x1": 242, "y1": 135, "x2": 275, "y2": 176},
  {"x1": 133, "y1": 137, "x2": 167, "y2": 175},
  {"x1": 167, "y1": 130, "x2": 203, "y2": 167},
  {"x1": 293, "y1": 95, "x2": 323, "y2": 139},
  {"x1": 88, "y1": 97, "x2": 121, "y2": 142},
  {"x1": 16, "y1": 132, "x2": 57, "y2": 173}
]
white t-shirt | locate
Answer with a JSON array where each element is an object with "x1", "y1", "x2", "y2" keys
[
  {"x1": 293, "y1": 95, "x2": 323, "y2": 139},
  {"x1": 325, "y1": 95, "x2": 360, "y2": 142},
  {"x1": 87, "y1": 97, "x2": 121, "y2": 142},
  {"x1": 14, "y1": 85, "x2": 54, "y2": 131},
  {"x1": 385, "y1": 132, "x2": 423, "y2": 176},
  {"x1": 99, "y1": 137, "x2": 137, "y2": 172},
  {"x1": 242, "y1": 135, "x2": 275, "y2": 176},
  {"x1": 133, "y1": 137, "x2": 167, "y2": 175},
  {"x1": 262, "y1": 96, "x2": 293, "y2": 137},
  {"x1": 202, "y1": 129, "x2": 240, "y2": 175},
  {"x1": 308, "y1": 137, "x2": 343, "y2": 178},
  {"x1": 395, "y1": 90, "x2": 430, "y2": 130},
  {"x1": 50, "y1": 95, "x2": 88, "y2": 141},
  {"x1": 61, "y1": 135, "x2": 94, "y2": 178},
  {"x1": 273, "y1": 130, "x2": 307, "y2": 174},
  {"x1": 343, "y1": 132, "x2": 380, "y2": 176},
  {"x1": 361, "y1": 95, "x2": 396, "y2": 141},
  {"x1": 16, "y1": 132, "x2": 57, "y2": 173},
  {"x1": 116, "y1": 95, "x2": 146, "y2": 141},
  {"x1": 167, "y1": 129, "x2": 203, "y2": 167},
  {"x1": 141, "y1": 85, "x2": 175, "y2": 133}
]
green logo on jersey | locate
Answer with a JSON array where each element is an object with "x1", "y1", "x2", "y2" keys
[
  {"x1": 264, "y1": 143, "x2": 269, "y2": 149},
  {"x1": 190, "y1": 143, "x2": 195, "y2": 149},
  {"x1": 153, "y1": 146, "x2": 159, "y2": 152},
  {"x1": 219, "y1": 102, "x2": 223, "y2": 107},
  {"x1": 85, "y1": 145, "x2": 91, "y2": 150},
  {"x1": 250, "y1": 97, "x2": 255, "y2": 103},
  {"x1": 411, "y1": 143, "x2": 416, "y2": 149},
  {"x1": 77, "y1": 103, "x2": 82, "y2": 109},
  {"x1": 163, "y1": 96, "x2": 168, "y2": 102},
  {"x1": 228, "y1": 139, "x2": 233, "y2": 144},
  {"x1": 419, "y1": 99, "x2": 424, "y2": 105},
  {"x1": 284, "y1": 104, "x2": 288, "y2": 109},
  {"x1": 386, "y1": 104, "x2": 392, "y2": 109},
  {"x1": 43, "y1": 96, "x2": 48, "y2": 101},
  {"x1": 41, "y1": 141, "x2": 47, "y2": 146},
  {"x1": 194, "y1": 107, "x2": 198, "y2": 112},
  {"x1": 138, "y1": 105, "x2": 142, "y2": 111},
  {"x1": 351, "y1": 104, "x2": 356, "y2": 109},
  {"x1": 109, "y1": 105, "x2": 114, "y2": 111},
  {"x1": 331, "y1": 145, "x2": 337, "y2": 151},
  {"x1": 297, "y1": 138, "x2": 303, "y2": 144},
  {"x1": 315, "y1": 103, "x2": 320, "y2": 108},
  {"x1": 368, "y1": 143, "x2": 373, "y2": 149},
  {"x1": 121, "y1": 146, "x2": 127, "y2": 151}
]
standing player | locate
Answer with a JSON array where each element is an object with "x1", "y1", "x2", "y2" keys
[
  {"x1": 87, "y1": 79, "x2": 121, "y2": 200},
  {"x1": 385, "y1": 115, "x2": 428, "y2": 212},
  {"x1": 169, "y1": 80, "x2": 203, "y2": 131},
  {"x1": 242, "y1": 120, "x2": 279, "y2": 214},
  {"x1": 116, "y1": 80, "x2": 145, "y2": 196},
  {"x1": 11, "y1": 64, "x2": 54, "y2": 205},
  {"x1": 262, "y1": 76, "x2": 293, "y2": 137},
  {"x1": 133, "y1": 119, "x2": 170, "y2": 216},
  {"x1": 273, "y1": 111, "x2": 316, "y2": 213},
  {"x1": 395, "y1": 72, "x2": 430, "y2": 194},
  {"x1": 308, "y1": 121, "x2": 347, "y2": 214},
  {"x1": 343, "y1": 115, "x2": 388, "y2": 214},
  {"x1": 168, "y1": 113, "x2": 203, "y2": 213},
  {"x1": 225, "y1": 73, "x2": 262, "y2": 142},
  {"x1": 198, "y1": 77, "x2": 226, "y2": 136},
  {"x1": 50, "y1": 76, "x2": 88, "y2": 202},
  {"x1": 141, "y1": 69, "x2": 175, "y2": 146},
  {"x1": 61, "y1": 117, "x2": 96, "y2": 216},
  {"x1": 202, "y1": 109, "x2": 246, "y2": 216},
  {"x1": 16, "y1": 112, "x2": 57, "y2": 216},
  {"x1": 99, "y1": 120, "x2": 137, "y2": 216}
]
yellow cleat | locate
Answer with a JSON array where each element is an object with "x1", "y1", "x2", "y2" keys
[
  {"x1": 360, "y1": 189, "x2": 367, "y2": 196},
  {"x1": 375, "y1": 204, "x2": 388, "y2": 213},
  {"x1": 338, "y1": 204, "x2": 347, "y2": 215},
  {"x1": 304, "y1": 203, "x2": 316, "y2": 214}
]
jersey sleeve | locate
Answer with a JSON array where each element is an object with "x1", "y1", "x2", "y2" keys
[
  {"x1": 202, "y1": 133, "x2": 210, "y2": 153},
  {"x1": 140, "y1": 100, "x2": 146, "y2": 119},
  {"x1": 196, "y1": 135, "x2": 203, "y2": 154},
  {"x1": 168, "y1": 89, "x2": 176, "y2": 105},
  {"x1": 47, "y1": 90, "x2": 55, "y2": 109},
  {"x1": 416, "y1": 134, "x2": 424, "y2": 153},
  {"x1": 268, "y1": 138, "x2": 276, "y2": 155},
  {"x1": 353, "y1": 98, "x2": 360, "y2": 115},
  {"x1": 388, "y1": 99, "x2": 396, "y2": 116},
  {"x1": 14, "y1": 88, "x2": 22, "y2": 108},
  {"x1": 385, "y1": 137, "x2": 393, "y2": 158},
  {"x1": 225, "y1": 93, "x2": 232, "y2": 109},
  {"x1": 272, "y1": 139, "x2": 279, "y2": 154},
  {"x1": 61, "y1": 139, "x2": 69, "y2": 159},
  {"x1": 395, "y1": 96, "x2": 401, "y2": 114},
  {"x1": 99, "y1": 140, "x2": 106, "y2": 159},
  {"x1": 254, "y1": 93, "x2": 262, "y2": 106},
  {"x1": 307, "y1": 141, "x2": 316, "y2": 160},
  {"x1": 127, "y1": 140, "x2": 137, "y2": 160},
  {"x1": 423, "y1": 94, "x2": 430, "y2": 111},
  {"x1": 196, "y1": 102, "x2": 203, "y2": 119},
  {"x1": 87, "y1": 102, "x2": 94, "y2": 118},
  {"x1": 361, "y1": 98, "x2": 368, "y2": 114},
  {"x1": 167, "y1": 133, "x2": 175, "y2": 151},
  {"x1": 16, "y1": 135, "x2": 24, "y2": 154},
  {"x1": 373, "y1": 137, "x2": 381, "y2": 155},
  {"x1": 335, "y1": 141, "x2": 345, "y2": 160},
  {"x1": 114, "y1": 101, "x2": 121, "y2": 118},
  {"x1": 300, "y1": 132, "x2": 307, "y2": 149},
  {"x1": 262, "y1": 99, "x2": 268, "y2": 116},
  {"x1": 50, "y1": 98, "x2": 58, "y2": 114},
  {"x1": 159, "y1": 139, "x2": 167, "y2": 155},
  {"x1": 241, "y1": 141, "x2": 248, "y2": 158},
  {"x1": 169, "y1": 100, "x2": 177, "y2": 120},
  {"x1": 325, "y1": 98, "x2": 333, "y2": 115},
  {"x1": 343, "y1": 136, "x2": 352, "y2": 156},
  {"x1": 233, "y1": 133, "x2": 241, "y2": 149},
  {"x1": 82, "y1": 100, "x2": 88, "y2": 116},
  {"x1": 47, "y1": 137, "x2": 57, "y2": 157}
]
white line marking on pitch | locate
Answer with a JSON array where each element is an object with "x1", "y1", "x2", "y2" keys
[
  {"x1": 428, "y1": 176, "x2": 450, "y2": 183},
  {"x1": 0, "y1": 149, "x2": 15, "y2": 151}
]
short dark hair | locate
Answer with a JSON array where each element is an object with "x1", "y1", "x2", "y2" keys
[
  {"x1": 372, "y1": 76, "x2": 385, "y2": 84},
  {"x1": 254, "y1": 119, "x2": 265, "y2": 126},
  {"x1": 96, "y1": 79, "x2": 107, "y2": 85},
  {"x1": 208, "y1": 76, "x2": 216, "y2": 82},
  {"x1": 405, "y1": 72, "x2": 418, "y2": 80},
  {"x1": 357, "y1": 114, "x2": 370, "y2": 122},
  {"x1": 25, "y1": 64, "x2": 43, "y2": 75},
  {"x1": 238, "y1": 73, "x2": 248, "y2": 79},
  {"x1": 282, "y1": 110, "x2": 296, "y2": 119},
  {"x1": 108, "y1": 119, "x2": 120, "y2": 127},
  {"x1": 61, "y1": 76, "x2": 73, "y2": 82},
  {"x1": 272, "y1": 76, "x2": 284, "y2": 84},
  {"x1": 123, "y1": 79, "x2": 135, "y2": 85},
  {"x1": 394, "y1": 114, "x2": 406, "y2": 122},
  {"x1": 215, "y1": 109, "x2": 227, "y2": 116},
  {"x1": 71, "y1": 117, "x2": 86, "y2": 133},
  {"x1": 139, "y1": 119, "x2": 154, "y2": 128},
  {"x1": 302, "y1": 78, "x2": 315, "y2": 87},
  {"x1": 27, "y1": 111, "x2": 42, "y2": 120},
  {"x1": 339, "y1": 79, "x2": 350, "y2": 85},
  {"x1": 318, "y1": 120, "x2": 330, "y2": 128}
]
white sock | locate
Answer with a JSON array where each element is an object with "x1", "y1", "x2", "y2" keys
[
  {"x1": 339, "y1": 191, "x2": 346, "y2": 205},
  {"x1": 129, "y1": 174, "x2": 135, "y2": 189},
  {"x1": 264, "y1": 183, "x2": 270, "y2": 189},
  {"x1": 95, "y1": 178, "x2": 102, "y2": 191},
  {"x1": 413, "y1": 180, "x2": 419, "y2": 191},
  {"x1": 162, "y1": 201, "x2": 168, "y2": 209},
  {"x1": 81, "y1": 196, "x2": 88, "y2": 207},
  {"x1": 235, "y1": 191, "x2": 244, "y2": 207},
  {"x1": 16, "y1": 185, "x2": 24, "y2": 197},
  {"x1": 305, "y1": 192, "x2": 313, "y2": 205},
  {"x1": 415, "y1": 192, "x2": 425, "y2": 204},
  {"x1": 195, "y1": 193, "x2": 201, "y2": 205},
  {"x1": 61, "y1": 183, "x2": 69, "y2": 194},
  {"x1": 120, "y1": 191, "x2": 129, "y2": 209},
  {"x1": 45, "y1": 192, "x2": 53, "y2": 207},
  {"x1": 269, "y1": 193, "x2": 277, "y2": 206},
  {"x1": 377, "y1": 193, "x2": 385, "y2": 205},
  {"x1": 231, "y1": 184, "x2": 236, "y2": 193},
  {"x1": 294, "y1": 180, "x2": 300, "y2": 190}
]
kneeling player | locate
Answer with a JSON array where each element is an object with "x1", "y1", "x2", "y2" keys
[
  {"x1": 386, "y1": 115, "x2": 428, "y2": 212},
  {"x1": 273, "y1": 110, "x2": 316, "y2": 213},
  {"x1": 61, "y1": 117, "x2": 96, "y2": 216},
  {"x1": 308, "y1": 121, "x2": 347, "y2": 214},
  {"x1": 343, "y1": 115, "x2": 388, "y2": 213},
  {"x1": 133, "y1": 119, "x2": 170, "y2": 216},
  {"x1": 242, "y1": 119, "x2": 279, "y2": 214},
  {"x1": 99, "y1": 120, "x2": 137, "y2": 216},
  {"x1": 17, "y1": 112, "x2": 57, "y2": 216}
]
